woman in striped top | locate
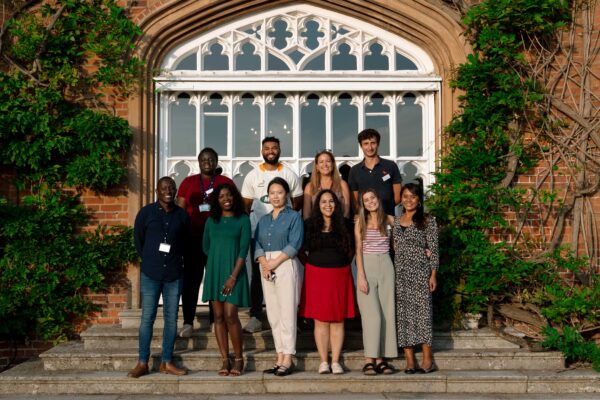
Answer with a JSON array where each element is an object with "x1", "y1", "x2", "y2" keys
[{"x1": 354, "y1": 189, "x2": 397, "y2": 375}]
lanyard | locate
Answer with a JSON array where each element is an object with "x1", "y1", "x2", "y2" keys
[{"x1": 199, "y1": 175, "x2": 217, "y2": 204}]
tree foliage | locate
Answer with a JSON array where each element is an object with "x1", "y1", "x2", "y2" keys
[
  {"x1": 0, "y1": 0, "x2": 142, "y2": 341},
  {"x1": 433, "y1": 0, "x2": 600, "y2": 369}
]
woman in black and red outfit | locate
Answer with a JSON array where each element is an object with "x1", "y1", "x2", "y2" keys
[{"x1": 299, "y1": 189, "x2": 357, "y2": 374}]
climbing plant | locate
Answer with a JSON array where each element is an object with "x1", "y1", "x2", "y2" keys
[
  {"x1": 0, "y1": 0, "x2": 142, "y2": 341},
  {"x1": 434, "y1": 0, "x2": 600, "y2": 369}
]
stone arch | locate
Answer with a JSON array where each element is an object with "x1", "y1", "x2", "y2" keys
[{"x1": 127, "y1": 0, "x2": 469, "y2": 215}]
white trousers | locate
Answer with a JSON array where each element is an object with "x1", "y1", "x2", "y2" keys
[{"x1": 261, "y1": 251, "x2": 302, "y2": 355}]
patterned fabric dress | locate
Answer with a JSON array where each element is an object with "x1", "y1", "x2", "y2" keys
[{"x1": 393, "y1": 215, "x2": 439, "y2": 347}]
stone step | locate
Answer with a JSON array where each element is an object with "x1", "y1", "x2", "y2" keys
[
  {"x1": 119, "y1": 308, "x2": 280, "y2": 330},
  {"x1": 81, "y1": 325, "x2": 519, "y2": 352},
  {"x1": 2, "y1": 359, "x2": 596, "y2": 395},
  {"x1": 40, "y1": 341, "x2": 564, "y2": 372}
]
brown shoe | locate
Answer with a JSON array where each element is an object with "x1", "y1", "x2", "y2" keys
[
  {"x1": 127, "y1": 362, "x2": 149, "y2": 378},
  {"x1": 159, "y1": 361, "x2": 187, "y2": 376}
]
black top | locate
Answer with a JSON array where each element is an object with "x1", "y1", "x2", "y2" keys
[
  {"x1": 306, "y1": 231, "x2": 350, "y2": 268},
  {"x1": 348, "y1": 157, "x2": 402, "y2": 216},
  {"x1": 134, "y1": 202, "x2": 190, "y2": 282}
]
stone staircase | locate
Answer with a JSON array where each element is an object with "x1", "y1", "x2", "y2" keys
[{"x1": 1, "y1": 307, "x2": 599, "y2": 395}]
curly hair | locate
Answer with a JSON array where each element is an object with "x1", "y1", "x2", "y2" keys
[
  {"x1": 304, "y1": 190, "x2": 352, "y2": 255},
  {"x1": 209, "y1": 183, "x2": 245, "y2": 222}
]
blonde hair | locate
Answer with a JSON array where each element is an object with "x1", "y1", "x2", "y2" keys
[
  {"x1": 309, "y1": 150, "x2": 343, "y2": 194},
  {"x1": 357, "y1": 189, "x2": 388, "y2": 239}
]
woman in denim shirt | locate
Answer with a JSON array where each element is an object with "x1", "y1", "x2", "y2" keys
[{"x1": 255, "y1": 177, "x2": 304, "y2": 376}]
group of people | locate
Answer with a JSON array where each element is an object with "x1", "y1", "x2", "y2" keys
[{"x1": 128, "y1": 128, "x2": 439, "y2": 379}]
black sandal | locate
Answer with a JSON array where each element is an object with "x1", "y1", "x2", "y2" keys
[
  {"x1": 375, "y1": 361, "x2": 395, "y2": 375},
  {"x1": 362, "y1": 362, "x2": 377, "y2": 376},
  {"x1": 230, "y1": 357, "x2": 244, "y2": 376},
  {"x1": 417, "y1": 364, "x2": 438, "y2": 374},
  {"x1": 274, "y1": 363, "x2": 294, "y2": 376},
  {"x1": 218, "y1": 358, "x2": 230, "y2": 376},
  {"x1": 263, "y1": 364, "x2": 280, "y2": 374}
]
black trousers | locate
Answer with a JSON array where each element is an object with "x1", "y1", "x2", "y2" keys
[
  {"x1": 249, "y1": 242, "x2": 264, "y2": 318},
  {"x1": 181, "y1": 248, "x2": 213, "y2": 325}
]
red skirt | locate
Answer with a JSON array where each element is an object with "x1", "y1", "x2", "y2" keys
[{"x1": 299, "y1": 263, "x2": 358, "y2": 322}]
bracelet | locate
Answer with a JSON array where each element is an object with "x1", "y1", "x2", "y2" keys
[{"x1": 229, "y1": 275, "x2": 237, "y2": 280}]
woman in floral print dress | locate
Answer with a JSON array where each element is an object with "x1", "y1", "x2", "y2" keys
[{"x1": 393, "y1": 182, "x2": 439, "y2": 374}]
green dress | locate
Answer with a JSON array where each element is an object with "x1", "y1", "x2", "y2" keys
[{"x1": 202, "y1": 214, "x2": 251, "y2": 306}]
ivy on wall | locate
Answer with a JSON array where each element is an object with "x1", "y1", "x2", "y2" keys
[
  {"x1": 434, "y1": 0, "x2": 600, "y2": 369},
  {"x1": 0, "y1": 0, "x2": 142, "y2": 341}
]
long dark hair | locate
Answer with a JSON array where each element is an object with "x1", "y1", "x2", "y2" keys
[
  {"x1": 209, "y1": 183, "x2": 245, "y2": 222},
  {"x1": 401, "y1": 182, "x2": 427, "y2": 230},
  {"x1": 305, "y1": 190, "x2": 352, "y2": 255}
]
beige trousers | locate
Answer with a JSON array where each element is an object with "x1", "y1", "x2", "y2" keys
[
  {"x1": 261, "y1": 251, "x2": 302, "y2": 355},
  {"x1": 357, "y1": 253, "x2": 398, "y2": 358}
]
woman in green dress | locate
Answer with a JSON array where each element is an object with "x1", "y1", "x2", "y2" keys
[{"x1": 202, "y1": 183, "x2": 251, "y2": 376}]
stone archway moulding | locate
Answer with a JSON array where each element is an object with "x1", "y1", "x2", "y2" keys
[
  {"x1": 127, "y1": 0, "x2": 469, "y2": 216},
  {"x1": 124, "y1": 0, "x2": 469, "y2": 309}
]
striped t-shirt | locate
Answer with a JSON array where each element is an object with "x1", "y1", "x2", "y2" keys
[{"x1": 362, "y1": 227, "x2": 390, "y2": 254}]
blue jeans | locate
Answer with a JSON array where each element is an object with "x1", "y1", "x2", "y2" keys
[{"x1": 139, "y1": 272, "x2": 183, "y2": 363}]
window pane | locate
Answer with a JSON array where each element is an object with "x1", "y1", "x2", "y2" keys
[
  {"x1": 303, "y1": 53, "x2": 325, "y2": 70},
  {"x1": 332, "y1": 93, "x2": 358, "y2": 157},
  {"x1": 396, "y1": 94, "x2": 422, "y2": 156},
  {"x1": 301, "y1": 20, "x2": 324, "y2": 50},
  {"x1": 235, "y1": 43, "x2": 260, "y2": 71},
  {"x1": 268, "y1": 53, "x2": 290, "y2": 71},
  {"x1": 301, "y1": 94, "x2": 325, "y2": 158},
  {"x1": 234, "y1": 94, "x2": 260, "y2": 156},
  {"x1": 286, "y1": 49, "x2": 305, "y2": 65},
  {"x1": 364, "y1": 43, "x2": 389, "y2": 70},
  {"x1": 233, "y1": 161, "x2": 254, "y2": 191},
  {"x1": 396, "y1": 52, "x2": 418, "y2": 70},
  {"x1": 169, "y1": 94, "x2": 196, "y2": 156},
  {"x1": 171, "y1": 161, "x2": 190, "y2": 188},
  {"x1": 268, "y1": 19, "x2": 292, "y2": 50},
  {"x1": 175, "y1": 53, "x2": 196, "y2": 70},
  {"x1": 332, "y1": 43, "x2": 356, "y2": 70},
  {"x1": 203, "y1": 95, "x2": 228, "y2": 155},
  {"x1": 365, "y1": 93, "x2": 390, "y2": 156},
  {"x1": 203, "y1": 43, "x2": 228, "y2": 71},
  {"x1": 401, "y1": 162, "x2": 419, "y2": 183},
  {"x1": 266, "y1": 94, "x2": 293, "y2": 157}
]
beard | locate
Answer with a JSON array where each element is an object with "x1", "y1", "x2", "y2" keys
[{"x1": 263, "y1": 154, "x2": 280, "y2": 165}]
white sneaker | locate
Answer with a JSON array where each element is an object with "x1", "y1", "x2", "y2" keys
[
  {"x1": 331, "y1": 362, "x2": 344, "y2": 374},
  {"x1": 318, "y1": 361, "x2": 330, "y2": 374},
  {"x1": 243, "y1": 316, "x2": 262, "y2": 333},
  {"x1": 179, "y1": 324, "x2": 192, "y2": 338}
]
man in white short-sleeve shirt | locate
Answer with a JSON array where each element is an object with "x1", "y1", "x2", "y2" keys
[{"x1": 241, "y1": 136, "x2": 303, "y2": 332}]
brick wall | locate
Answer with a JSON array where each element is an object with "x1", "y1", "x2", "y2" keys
[{"x1": 0, "y1": 340, "x2": 53, "y2": 371}]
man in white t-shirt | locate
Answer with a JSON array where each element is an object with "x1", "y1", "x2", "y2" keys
[{"x1": 241, "y1": 136, "x2": 303, "y2": 332}]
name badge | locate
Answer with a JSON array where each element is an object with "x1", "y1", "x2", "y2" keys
[
  {"x1": 382, "y1": 174, "x2": 391, "y2": 182},
  {"x1": 199, "y1": 204, "x2": 211, "y2": 212},
  {"x1": 159, "y1": 243, "x2": 171, "y2": 253},
  {"x1": 205, "y1": 188, "x2": 214, "y2": 195}
]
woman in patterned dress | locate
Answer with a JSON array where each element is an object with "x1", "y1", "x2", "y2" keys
[
  {"x1": 203, "y1": 183, "x2": 251, "y2": 376},
  {"x1": 393, "y1": 182, "x2": 439, "y2": 374}
]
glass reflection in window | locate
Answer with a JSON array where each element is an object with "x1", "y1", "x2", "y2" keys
[
  {"x1": 235, "y1": 42, "x2": 261, "y2": 71},
  {"x1": 301, "y1": 94, "x2": 325, "y2": 157},
  {"x1": 175, "y1": 53, "x2": 197, "y2": 70},
  {"x1": 332, "y1": 93, "x2": 358, "y2": 156},
  {"x1": 234, "y1": 94, "x2": 261, "y2": 157},
  {"x1": 202, "y1": 94, "x2": 228, "y2": 155},
  {"x1": 395, "y1": 52, "x2": 418, "y2": 70},
  {"x1": 203, "y1": 43, "x2": 228, "y2": 71},
  {"x1": 396, "y1": 93, "x2": 422, "y2": 156},
  {"x1": 332, "y1": 43, "x2": 356, "y2": 70},
  {"x1": 266, "y1": 93, "x2": 293, "y2": 157},
  {"x1": 301, "y1": 20, "x2": 324, "y2": 50},
  {"x1": 169, "y1": 93, "x2": 196, "y2": 157},
  {"x1": 364, "y1": 43, "x2": 388, "y2": 71},
  {"x1": 268, "y1": 19, "x2": 292, "y2": 50},
  {"x1": 365, "y1": 93, "x2": 390, "y2": 155}
]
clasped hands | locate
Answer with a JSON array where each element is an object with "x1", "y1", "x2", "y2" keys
[{"x1": 258, "y1": 257, "x2": 279, "y2": 280}]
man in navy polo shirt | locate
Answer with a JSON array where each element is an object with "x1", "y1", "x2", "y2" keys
[
  {"x1": 128, "y1": 177, "x2": 189, "y2": 378},
  {"x1": 348, "y1": 128, "x2": 402, "y2": 216}
]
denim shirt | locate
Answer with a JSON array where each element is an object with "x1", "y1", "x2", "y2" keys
[{"x1": 254, "y1": 206, "x2": 303, "y2": 259}]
